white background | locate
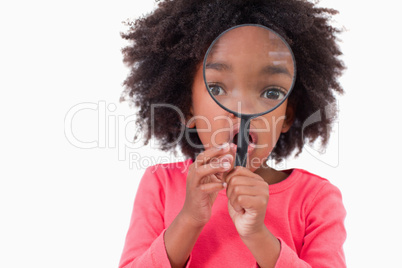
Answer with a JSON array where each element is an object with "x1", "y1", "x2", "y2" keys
[{"x1": 1, "y1": 0, "x2": 401, "y2": 267}]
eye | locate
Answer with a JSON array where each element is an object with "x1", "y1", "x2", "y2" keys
[
  {"x1": 208, "y1": 83, "x2": 226, "y2": 96},
  {"x1": 261, "y1": 87, "x2": 286, "y2": 100}
]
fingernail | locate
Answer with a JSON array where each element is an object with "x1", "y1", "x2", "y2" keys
[
  {"x1": 221, "y1": 162, "x2": 231, "y2": 169},
  {"x1": 220, "y1": 154, "x2": 233, "y2": 163},
  {"x1": 217, "y1": 142, "x2": 229, "y2": 150}
]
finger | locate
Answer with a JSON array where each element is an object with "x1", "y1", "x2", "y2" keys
[
  {"x1": 188, "y1": 154, "x2": 233, "y2": 189},
  {"x1": 225, "y1": 168, "x2": 264, "y2": 186},
  {"x1": 229, "y1": 195, "x2": 268, "y2": 212},
  {"x1": 227, "y1": 175, "x2": 265, "y2": 186},
  {"x1": 226, "y1": 183, "x2": 261, "y2": 198},
  {"x1": 229, "y1": 198, "x2": 245, "y2": 213},
  {"x1": 194, "y1": 154, "x2": 234, "y2": 180},
  {"x1": 226, "y1": 182, "x2": 268, "y2": 203},
  {"x1": 194, "y1": 142, "x2": 231, "y2": 167},
  {"x1": 199, "y1": 181, "x2": 227, "y2": 193}
]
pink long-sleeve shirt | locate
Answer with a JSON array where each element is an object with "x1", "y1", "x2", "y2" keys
[{"x1": 119, "y1": 160, "x2": 346, "y2": 267}]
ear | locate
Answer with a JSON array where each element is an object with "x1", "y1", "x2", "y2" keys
[
  {"x1": 281, "y1": 104, "x2": 295, "y2": 133},
  {"x1": 182, "y1": 105, "x2": 196, "y2": 128}
]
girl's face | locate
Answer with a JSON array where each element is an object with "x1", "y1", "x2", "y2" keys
[{"x1": 189, "y1": 26, "x2": 293, "y2": 172}]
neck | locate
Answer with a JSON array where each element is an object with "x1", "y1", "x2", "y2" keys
[{"x1": 254, "y1": 165, "x2": 289, "y2": 185}]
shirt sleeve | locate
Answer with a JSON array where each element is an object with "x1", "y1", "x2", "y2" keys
[
  {"x1": 119, "y1": 166, "x2": 191, "y2": 268},
  {"x1": 274, "y1": 182, "x2": 347, "y2": 268}
]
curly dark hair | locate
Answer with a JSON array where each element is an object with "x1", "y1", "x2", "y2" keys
[{"x1": 120, "y1": 0, "x2": 345, "y2": 162}]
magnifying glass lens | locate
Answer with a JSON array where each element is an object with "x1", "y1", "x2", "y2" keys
[{"x1": 204, "y1": 25, "x2": 296, "y2": 116}]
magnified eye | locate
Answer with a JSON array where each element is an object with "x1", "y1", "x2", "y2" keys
[
  {"x1": 208, "y1": 83, "x2": 226, "y2": 96},
  {"x1": 261, "y1": 87, "x2": 286, "y2": 100}
]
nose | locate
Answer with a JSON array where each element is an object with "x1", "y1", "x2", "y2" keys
[
  {"x1": 227, "y1": 97, "x2": 256, "y2": 115},
  {"x1": 215, "y1": 85, "x2": 259, "y2": 115}
]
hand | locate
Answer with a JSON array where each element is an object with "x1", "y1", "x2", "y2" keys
[
  {"x1": 225, "y1": 166, "x2": 270, "y2": 238},
  {"x1": 181, "y1": 143, "x2": 234, "y2": 228}
]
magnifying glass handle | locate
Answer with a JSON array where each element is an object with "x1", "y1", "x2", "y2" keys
[{"x1": 235, "y1": 117, "x2": 251, "y2": 167}]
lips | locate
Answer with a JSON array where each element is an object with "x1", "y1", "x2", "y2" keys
[{"x1": 229, "y1": 123, "x2": 258, "y2": 155}]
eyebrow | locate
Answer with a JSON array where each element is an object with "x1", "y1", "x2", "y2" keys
[
  {"x1": 205, "y1": 62, "x2": 232, "y2": 72},
  {"x1": 261, "y1": 65, "x2": 292, "y2": 77},
  {"x1": 206, "y1": 61, "x2": 292, "y2": 77}
]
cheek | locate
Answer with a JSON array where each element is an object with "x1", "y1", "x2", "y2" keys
[
  {"x1": 271, "y1": 105, "x2": 287, "y2": 143},
  {"x1": 256, "y1": 102, "x2": 287, "y2": 145},
  {"x1": 194, "y1": 106, "x2": 231, "y2": 148},
  {"x1": 192, "y1": 87, "x2": 228, "y2": 148},
  {"x1": 192, "y1": 97, "x2": 220, "y2": 127}
]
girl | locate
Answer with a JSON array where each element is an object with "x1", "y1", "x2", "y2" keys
[{"x1": 119, "y1": 0, "x2": 346, "y2": 267}]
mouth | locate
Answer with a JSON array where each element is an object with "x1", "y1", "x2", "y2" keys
[
  {"x1": 232, "y1": 132, "x2": 254, "y2": 146},
  {"x1": 229, "y1": 125, "x2": 258, "y2": 154}
]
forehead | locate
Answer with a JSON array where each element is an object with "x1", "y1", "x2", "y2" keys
[
  {"x1": 205, "y1": 25, "x2": 294, "y2": 76},
  {"x1": 208, "y1": 26, "x2": 290, "y2": 58}
]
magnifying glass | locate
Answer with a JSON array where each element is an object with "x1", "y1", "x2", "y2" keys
[{"x1": 203, "y1": 24, "x2": 296, "y2": 167}]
